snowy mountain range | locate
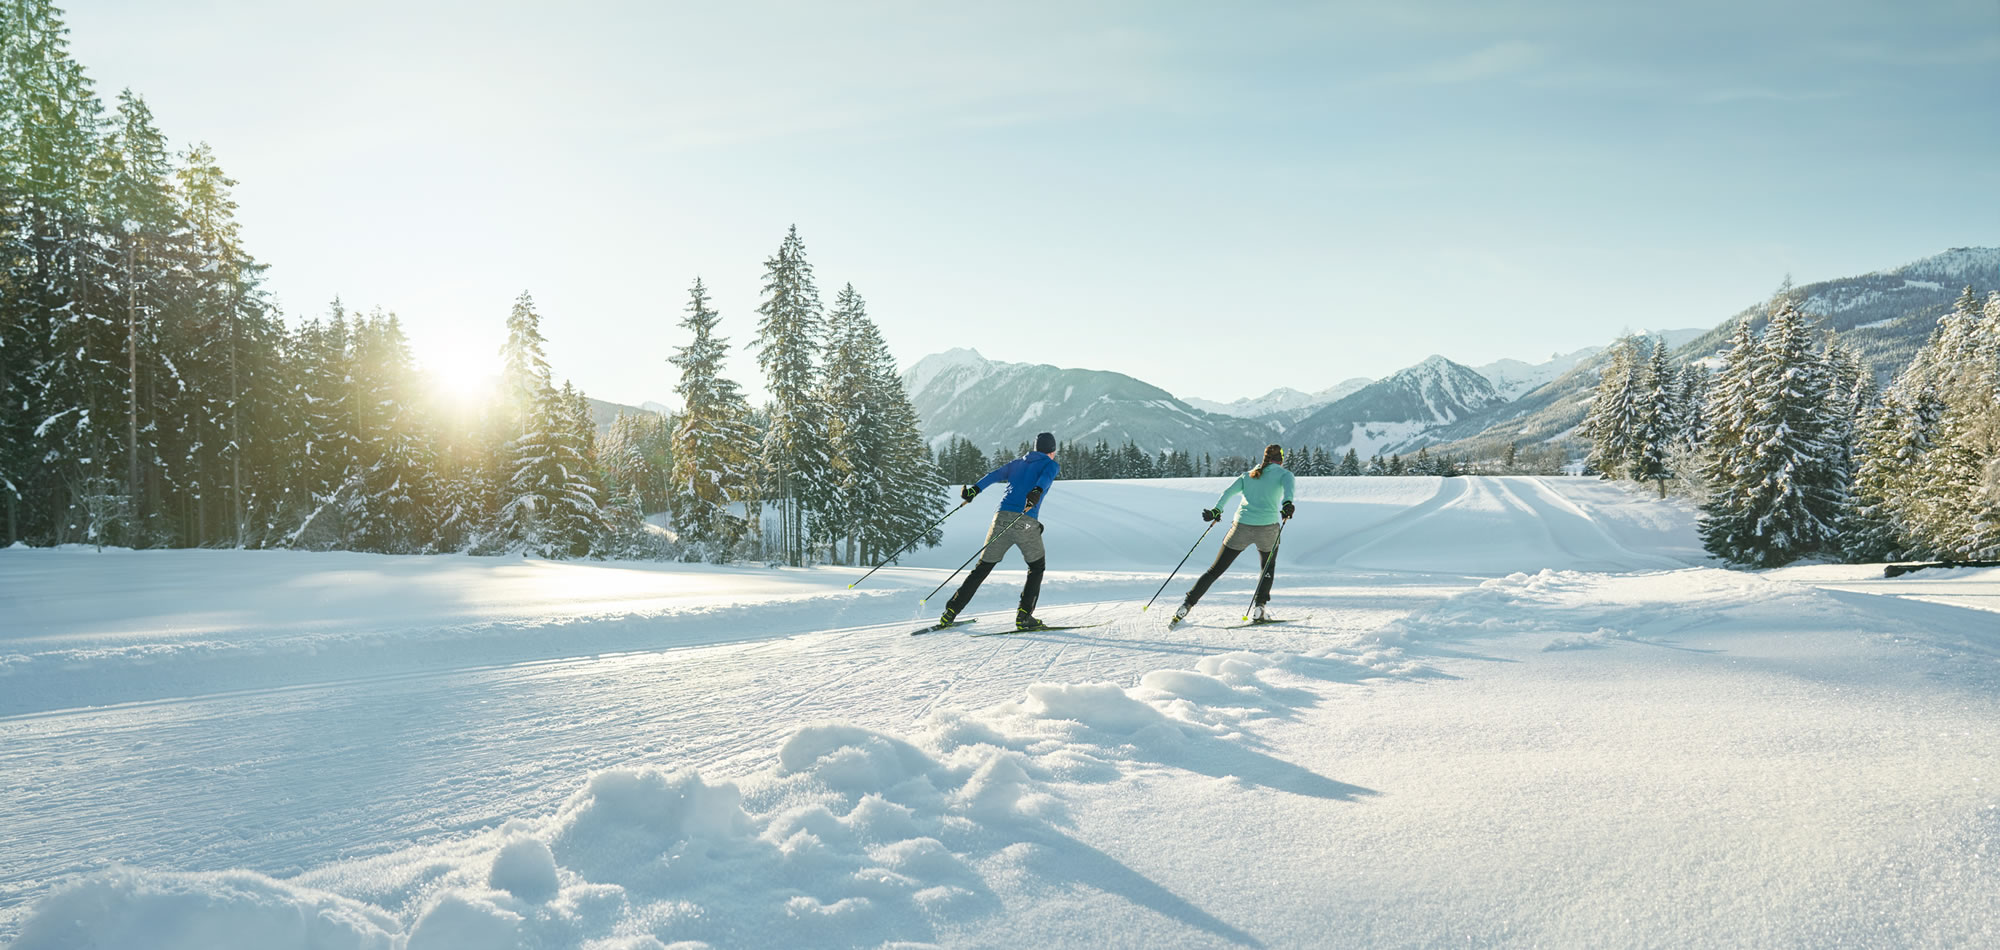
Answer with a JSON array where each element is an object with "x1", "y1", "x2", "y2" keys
[
  {"x1": 1183, "y1": 379, "x2": 1371, "y2": 425},
  {"x1": 900, "y1": 247, "x2": 1996, "y2": 462},
  {"x1": 1279, "y1": 355, "x2": 1511, "y2": 457},
  {"x1": 900, "y1": 348, "x2": 1275, "y2": 456},
  {"x1": 901, "y1": 342, "x2": 1673, "y2": 460}
]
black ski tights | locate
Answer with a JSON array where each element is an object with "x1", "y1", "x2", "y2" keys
[
  {"x1": 1181, "y1": 544, "x2": 1277, "y2": 609},
  {"x1": 945, "y1": 557, "x2": 1047, "y2": 617}
]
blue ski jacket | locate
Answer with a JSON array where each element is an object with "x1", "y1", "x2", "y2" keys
[{"x1": 977, "y1": 451, "x2": 1061, "y2": 519}]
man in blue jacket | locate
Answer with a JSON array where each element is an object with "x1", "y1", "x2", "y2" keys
[{"x1": 940, "y1": 431, "x2": 1061, "y2": 632}]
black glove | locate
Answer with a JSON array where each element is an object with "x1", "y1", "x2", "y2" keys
[
  {"x1": 1201, "y1": 507, "x2": 1222, "y2": 523},
  {"x1": 960, "y1": 485, "x2": 980, "y2": 502},
  {"x1": 1024, "y1": 487, "x2": 1042, "y2": 509},
  {"x1": 1281, "y1": 501, "x2": 1295, "y2": 520}
]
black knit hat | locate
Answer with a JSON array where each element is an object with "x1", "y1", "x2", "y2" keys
[{"x1": 1035, "y1": 432, "x2": 1056, "y2": 454}]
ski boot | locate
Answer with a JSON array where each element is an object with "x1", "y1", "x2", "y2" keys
[
  {"x1": 1015, "y1": 609, "x2": 1051, "y2": 632},
  {"x1": 1169, "y1": 603, "x2": 1190, "y2": 628},
  {"x1": 937, "y1": 606, "x2": 960, "y2": 628},
  {"x1": 1252, "y1": 604, "x2": 1270, "y2": 624}
]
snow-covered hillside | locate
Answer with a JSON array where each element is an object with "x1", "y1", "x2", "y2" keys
[{"x1": 7, "y1": 477, "x2": 1997, "y2": 948}]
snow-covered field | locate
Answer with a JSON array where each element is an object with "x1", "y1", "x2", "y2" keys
[{"x1": 3, "y1": 476, "x2": 1996, "y2": 948}]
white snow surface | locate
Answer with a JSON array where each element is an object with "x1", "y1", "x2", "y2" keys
[{"x1": 4, "y1": 477, "x2": 1997, "y2": 948}]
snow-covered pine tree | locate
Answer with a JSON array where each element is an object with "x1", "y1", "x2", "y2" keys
[
  {"x1": 851, "y1": 296, "x2": 946, "y2": 566},
  {"x1": 97, "y1": 89, "x2": 182, "y2": 544},
  {"x1": 4, "y1": 0, "x2": 112, "y2": 545},
  {"x1": 347, "y1": 311, "x2": 435, "y2": 553},
  {"x1": 285, "y1": 302, "x2": 365, "y2": 548},
  {"x1": 815, "y1": 284, "x2": 869, "y2": 563},
  {"x1": 497, "y1": 380, "x2": 600, "y2": 558},
  {"x1": 599, "y1": 410, "x2": 671, "y2": 515},
  {"x1": 595, "y1": 485, "x2": 665, "y2": 560},
  {"x1": 668, "y1": 278, "x2": 757, "y2": 559},
  {"x1": 1841, "y1": 380, "x2": 1939, "y2": 561},
  {"x1": 1631, "y1": 340, "x2": 1675, "y2": 491},
  {"x1": 1673, "y1": 363, "x2": 1711, "y2": 450},
  {"x1": 752, "y1": 226, "x2": 828, "y2": 566},
  {"x1": 1698, "y1": 302, "x2": 1846, "y2": 566},
  {"x1": 1695, "y1": 318, "x2": 1760, "y2": 552},
  {"x1": 500, "y1": 291, "x2": 551, "y2": 432},
  {"x1": 1891, "y1": 289, "x2": 2000, "y2": 558},
  {"x1": 1582, "y1": 337, "x2": 1645, "y2": 479},
  {"x1": 1340, "y1": 448, "x2": 1362, "y2": 476},
  {"x1": 563, "y1": 381, "x2": 606, "y2": 551}
]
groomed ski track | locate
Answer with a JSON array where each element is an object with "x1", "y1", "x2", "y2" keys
[{"x1": 5, "y1": 476, "x2": 1998, "y2": 947}]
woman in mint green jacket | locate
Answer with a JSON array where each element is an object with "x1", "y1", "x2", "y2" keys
[{"x1": 1172, "y1": 444, "x2": 1295, "y2": 626}]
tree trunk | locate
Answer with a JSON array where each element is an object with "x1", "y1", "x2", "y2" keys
[
  {"x1": 126, "y1": 237, "x2": 141, "y2": 527},
  {"x1": 229, "y1": 285, "x2": 243, "y2": 548}
]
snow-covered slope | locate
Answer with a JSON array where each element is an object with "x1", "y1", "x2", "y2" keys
[
  {"x1": 901, "y1": 348, "x2": 1275, "y2": 454},
  {"x1": 1281, "y1": 355, "x2": 1508, "y2": 455},
  {"x1": 7, "y1": 479, "x2": 1998, "y2": 948}
]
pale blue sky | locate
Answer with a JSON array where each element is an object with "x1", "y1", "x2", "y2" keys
[{"x1": 64, "y1": 0, "x2": 2000, "y2": 406}]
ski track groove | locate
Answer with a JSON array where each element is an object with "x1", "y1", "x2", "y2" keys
[{"x1": 1307, "y1": 477, "x2": 1468, "y2": 567}]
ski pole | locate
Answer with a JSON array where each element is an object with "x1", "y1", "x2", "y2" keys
[
  {"x1": 1243, "y1": 517, "x2": 1288, "y2": 621},
  {"x1": 848, "y1": 499, "x2": 971, "y2": 590},
  {"x1": 920, "y1": 511, "x2": 1028, "y2": 605},
  {"x1": 1141, "y1": 519, "x2": 1219, "y2": 612}
]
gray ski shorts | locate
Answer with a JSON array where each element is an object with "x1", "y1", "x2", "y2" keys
[
  {"x1": 1222, "y1": 521, "x2": 1280, "y2": 555},
  {"x1": 979, "y1": 512, "x2": 1045, "y2": 564}
]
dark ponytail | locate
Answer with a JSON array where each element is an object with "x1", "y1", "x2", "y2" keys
[{"x1": 1250, "y1": 444, "x2": 1284, "y2": 479}]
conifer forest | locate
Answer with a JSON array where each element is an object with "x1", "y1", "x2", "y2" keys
[{"x1": 0, "y1": 2, "x2": 947, "y2": 565}]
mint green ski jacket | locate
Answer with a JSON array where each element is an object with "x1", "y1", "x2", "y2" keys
[{"x1": 1214, "y1": 464, "x2": 1296, "y2": 526}]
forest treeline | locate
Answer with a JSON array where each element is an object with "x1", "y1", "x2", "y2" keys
[
  {"x1": 0, "y1": 3, "x2": 946, "y2": 563},
  {"x1": 1581, "y1": 288, "x2": 2000, "y2": 566}
]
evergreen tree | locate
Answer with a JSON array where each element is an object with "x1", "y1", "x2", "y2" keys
[
  {"x1": 752, "y1": 225, "x2": 828, "y2": 565},
  {"x1": 348, "y1": 311, "x2": 434, "y2": 552},
  {"x1": 839, "y1": 292, "x2": 947, "y2": 565},
  {"x1": 1582, "y1": 337, "x2": 1645, "y2": 479},
  {"x1": 500, "y1": 291, "x2": 551, "y2": 430},
  {"x1": 1698, "y1": 303, "x2": 1846, "y2": 566},
  {"x1": 1884, "y1": 289, "x2": 2000, "y2": 558},
  {"x1": 98, "y1": 89, "x2": 181, "y2": 543},
  {"x1": 498, "y1": 380, "x2": 599, "y2": 557},
  {"x1": 1631, "y1": 340, "x2": 1675, "y2": 489},
  {"x1": 2, "y1": 0, "x2": 106, "y2": 544},
  {"x1": 1339, "y1": 448, "x2": 1362, "y2": 476},
  {"x1": 599, "y1": 410, "x2": 671, "y2": 514},
  {"x1": 667, "y1": 278, "x2": 756, "y2": 557}
]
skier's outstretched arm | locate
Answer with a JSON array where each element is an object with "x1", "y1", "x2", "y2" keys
[
  {"x1": 965, "y1": 458, "x2": 1020, "y2": 499},
  {"x1": 1207, "y1": 476, "x2": 1245, "y2": 519},
  {"x1": 1281, "y1": 469, "x2": 1297, "y2": 520}
]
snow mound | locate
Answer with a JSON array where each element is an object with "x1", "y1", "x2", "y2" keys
[{"x1": 8, "y1": 868, "x2": 398, "y2": 950}]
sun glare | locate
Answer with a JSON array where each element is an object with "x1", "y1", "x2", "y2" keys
[{"x1": 421, "y1": 344, "x2": 499, "y2": 409}]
